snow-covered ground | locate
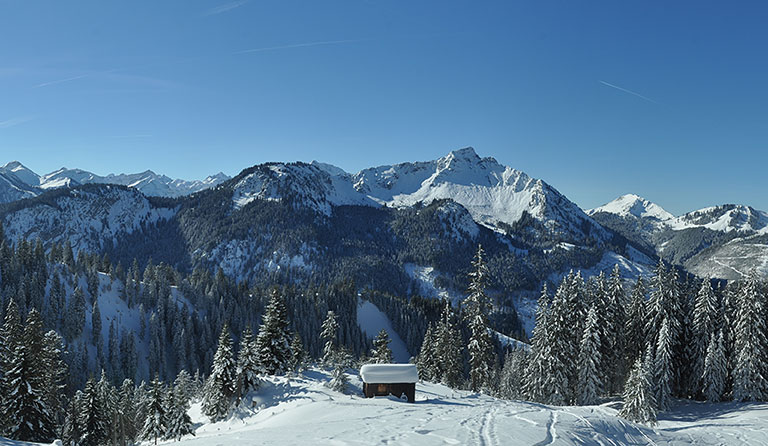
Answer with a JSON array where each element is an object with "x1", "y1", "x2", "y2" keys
[
  {"x1": 356, "y1": 300, "x2": 411, "y2": 362},
  {"x1": 5, "y1": 369, "x2": 768, "y2": 445},
  {"x1": 183, "y1": 370, "x2": 768, "y2": 446}
]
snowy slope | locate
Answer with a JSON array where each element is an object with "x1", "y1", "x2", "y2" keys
[
  {"x1": 230, "y1": 148, "x2": 608, "y2": 244},
  {"x1": 352, "y1": 147, "x2": 608, "y2": 243},
  {"x1": 356, "y1": 300, "x2": 411, "y2": 363},
  {"x1": 588, "y1": 194, "x2": 673, "y2": 221},
  {"x1": 231, "y1": 163, "x2": 377, "y2": 215},
  {"x1": 0, "y1": 161, "x2": 41, "y2": 187},
  {"x1": 591, "y1": 195, "x2": 768, "y2": 279},
  {"x1": 176, "y1": 370, "x2": 768, "y2": 446},
  {"x1": 0, "y1": 186, "x2": 176, "y2": 254},
  {"x1": 0, "y1": 160, "x2": 229, "y2": 202},
  {"x1": 669, "y1": 204, "x2": 768, "y2": 233}
]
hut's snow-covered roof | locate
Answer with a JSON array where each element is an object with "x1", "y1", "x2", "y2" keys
[{"x1": 360, "y1": 364, "x2": 418, "y2": 384}]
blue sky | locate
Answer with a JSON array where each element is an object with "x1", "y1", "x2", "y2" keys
[{"x1": 1, "y1": 1, "x2": 767, "y2": 215}]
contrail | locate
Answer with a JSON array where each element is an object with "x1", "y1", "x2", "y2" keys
[
  {"x1": 233, "y1": 39, "x2": 362, "y2": 55},
  {"x1": 599, "y1": 80, "x2": 658, "y2": 104},
  {"x1": 203, "y1": 0, "x2": 249, "y2": 16},
  {"x1": 34, "y1": 74, "x2": 89, "y2": 88}
]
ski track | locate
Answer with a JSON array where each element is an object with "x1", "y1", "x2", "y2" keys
[
  {"x1": 532, "y1": 410, "x2": 556, "y2": 446},
  {"x1": 479, "y1": 404, "x2": 497, "y2": 446}
]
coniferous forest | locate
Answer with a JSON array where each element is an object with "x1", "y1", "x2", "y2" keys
[{"x1": 2, "y1": 214, "x2": 768, "y2": 443}]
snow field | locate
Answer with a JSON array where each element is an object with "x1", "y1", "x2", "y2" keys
[{"x1": 177, "y1": 370, "x2": 768, "y2": 446}]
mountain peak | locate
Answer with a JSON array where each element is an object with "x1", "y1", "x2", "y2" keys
[
  {"x1": 0, "y1": 160, "x2": 40, "y2": 186},
  {"x1": 589, "y1": 194, "x2": 674, "y2": 221}
]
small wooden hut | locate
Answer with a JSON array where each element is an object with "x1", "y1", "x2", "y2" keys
[{"x1": 360, "y1": 364, "x2": 418, "y2": 403}]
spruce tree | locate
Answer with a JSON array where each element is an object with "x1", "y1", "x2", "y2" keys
[
  {"x1": 66, "y1": 286, "x2": 86, "y2": 340},
  {"x1": 141, "y1": 376, "x2": 167, "y2": 445},
  {"x1": 702, "y1": 331, "x2": 727, "y2": 403},
  {"x1": 732, "y1": 271, "x2": 768, "y2": 401},
  {"x1": 619, "y1": 357, "x2": 657, "y2": 425},
  {"x1": 654, "y1": 317, "x2": 674, "y2": 411},
  {"x1": 0, "y1": 298, "x2": 22, "y2": 432},
  {"x1": 577, "y1": 306, "x2": 602, "y2": 405},
  {"x1": 543, "y1": 278, "x2": 575, "y2": 405},
  {"x1": 498, "y1": 349, "x2": 527, "y2": 400},
  {"x1": 606, "y1": 264, "x2": 627, "y2": 393},
  {"x1": 463, "y1": 244, "x2": 495, "y2": 393},
  {"x1": 61, "y1": 393, "x2": 83, "y2": 446},
  {"x1": 202, "y1": 324, "x2": 237, "y2": 422},
  {"x1": 3, "y1": 309, "x2": 56, "y2": 442},
  {"x1": 327, "y1": 363, "x2": 349, "y2": 393},
  {"x1": 92, "y1": 299, "x2": 102, "y2": 347},
  {"x1": 372, "y1": 329, "x2": 393, "y2": 364},
  {"x1": 165, "y1": 375, "x2": 195, "y2": 441},
  {"x1": 117, "y1": 379, "x2": 138, "y2": 446},
  {"x1": 320, "y1": 310, "x2": 339, "y2": 365},
  {"x1": 289, "y1": 332, "x2": 307, "y2": 372},
  {"x1": 525, "y1": 284, "x2": 551, "y2": 403},
  {"x1": 236, "y1": 326, "x2": 262, "y2": 400},
  {"x1": 436, "y1": 301, "x2": 464, "y2": 388},
  {"x1": 692, "y1": 279, "x2": 718, "y2": 398},
  {"x1": 80, "y1": 378, "x2": 109, "y2": 446},
  {"x1": 255, "y1": 289, "x2": 293, "y2": 375},
  {"x1": 416, "y1": 323, "x2": 438, "y2": 381},
  {"x1": 625, "y1": 277, "x2": 646, "y2": 369}
]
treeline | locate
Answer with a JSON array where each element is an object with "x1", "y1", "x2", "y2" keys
[{"x1": 491, "y1": 261, "x2": 767, "y2": 424}]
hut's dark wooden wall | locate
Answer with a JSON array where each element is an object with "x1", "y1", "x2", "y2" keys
[{"x1": 363, "y1": 382, "x2": 416, "y2": 403}]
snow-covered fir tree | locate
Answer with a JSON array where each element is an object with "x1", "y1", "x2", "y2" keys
[
  {"x1": 606, "y1": 265, "x2": 627, "y2": 394},
  {"x1": 165, "y1": 372, "x2": 195, "y2": 441},
  {"x1": 61, "y1": 393, "x2": 83, "y2": 446},
  {"x1": 371, "y1": 329, "x2": 393, "y2": 363},
  {"x1": 543, "y1": 278, "x2": 575, "y2": 405},
  {"x1": 498, "y1": 348, "x2": 528, "y2": 400},
  {"x1": 79, "y1": 378, "x2": 109, "y2": 446},
  {"x1": 619, "y1": 357, "x2": 657, "y2": 425},
  {"x1": 0, "y1": 298, "x2": 22, "y2": 433},
  {"x1": 236, "y1": 326, "x2": 262, "y2": 400},
  {"x1": 327, "y1": 363, "x2": 349, "y2": 393},
  {"x1": 320, "y1": 310, "x2": 339, "y2": 365},
  {"x1": 255, "y1": 289, "x2": 293, "y2": 375},
  {"x1": 692, "y1": 279, "x2": 718, "y2": 398},
  {"x1": 2, "y1": 309, "x2": 57, "y2": 442},
  {"x1": 463, "y1": 244, "x2": 496, "y2": 393},
  {"x1": 577, "y1": 306, "x2": 602, "y2": 405},
  {"x1": 654, "y1": 317, "x2": 674, "y2": 411},
  {"x1": 524, "y1": 284, "x2": 551, "y2": 403},
  {"x1": 202, "y1": 324, "x2": 237, "y2": 422},
  {"x1": 645, "y1": 261, "x2": 682, "y2": 395},
  {"x1": 116, "y1": 379, "x2": 138, "y2": 446},
  {"x1": 625, "y1": 276, "x2": 647, "y2": 368},
  {"x1": 289, "y1": 332, "x2": 307, "y2": 372},
  {"x1": 702, "y1": 330, "x2": 727, "y2": 403},
  {"x1": 417, "y1": 323, "x2": 438, "y2": 381},
  {"x1": 436, "y1": 301, "x2": 464, "y2": 388},
  {"x1": 732, "y1": 270, "x2": 768, "y2": 402},
  {"x1": 141, "y1": 376, "x2": 167, "y2": 445}
]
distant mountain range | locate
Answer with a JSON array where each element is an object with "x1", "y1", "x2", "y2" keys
[
  {"x1": 589, "y1": 194, "x2": 768, "y2": 280},
  {"x1": 0, "y1": 160, "x2": 230, "y2": 200},
  {"x1": 1, "y1": 147, "x2": 764, "y2": 293}
]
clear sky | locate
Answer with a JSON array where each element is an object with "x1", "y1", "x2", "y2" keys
[{"x1": 1, "y1": 1, "x2": 767, "y2": 215}]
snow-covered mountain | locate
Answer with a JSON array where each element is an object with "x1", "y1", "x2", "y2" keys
[
  {"x1": 0, "y1": 162, "x2": 38, "y2": 203},
  {"x1": 588, "y1": 193, "x2": 674, "y2": 222},
  {"x1": 1, "y1": 185, "x2": 177, "y2": 254},
  {"x1": 0, "y1": 161, "x2": 230, "y2": 202},
  {"x1": 231, "y1": 148, "x2": 609, "y2": 245},
  {"x1": 591, "y1": 195, "x2": 768, "y2": 279}
]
